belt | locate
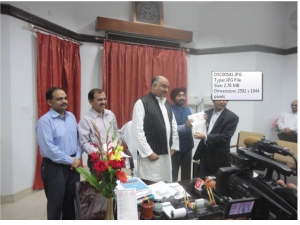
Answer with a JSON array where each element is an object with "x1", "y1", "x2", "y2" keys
[{"x1": 70, "y1": 153, "x2": 76, "y2": 157}]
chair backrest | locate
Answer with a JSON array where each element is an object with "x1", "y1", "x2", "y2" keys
[
  {"x1": 236, "y1": 131, "x2": 264, "y2": 148},
  {"x1": 119, "y1": 121, "x2": 137, "y2": 176},
  {"x1": 74, "y1": 181, "x2": 107, "y2": 220},
  {"x1": 273, "y1": 140, "x2": 297, "y2": 166}
]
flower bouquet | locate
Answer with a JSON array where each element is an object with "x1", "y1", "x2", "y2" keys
[
  {"x1": 76, "y1": 120, "x2": 128, "y2": 220},
  {"x1": 272, "y1": 118, "x2": 282, "y2": 133}
]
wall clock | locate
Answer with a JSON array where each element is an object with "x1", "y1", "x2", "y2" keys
[{"x1": 132, "y1": 2, "x2": 164, "y2": 26}]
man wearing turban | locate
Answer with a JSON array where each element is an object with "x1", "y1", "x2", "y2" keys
[{"x1": 170, "y1": 87, "x2": 194, "y2": 181}]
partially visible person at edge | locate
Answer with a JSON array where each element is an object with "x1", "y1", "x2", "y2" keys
[
  {"x1": 36, "y1": 87, "x2": 82, "y2": 220},
  {"x1": 78, "y1": 88, "x2": 119, "y2": 174},
  {"x1": 132, "y1": 76, "x2": 179, "y2": 182},
  {"x1": 170, "y1": 87, "x2": 194, "y2": 181},
  {"x1": 193, "y1": 98, "x2": 239, "y2": 177},
  {"x1": 277, "y1": 100, "x2": 297, "y2": 143}
]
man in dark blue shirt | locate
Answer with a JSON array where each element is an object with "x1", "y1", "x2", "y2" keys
[{"x1": 170, "y1": 87, "x2": 194, "y2": 181}]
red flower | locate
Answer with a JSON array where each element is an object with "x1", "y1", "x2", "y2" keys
[
  {"x1": 93, "y1": 143, "x2": 99, "y2": 148},
  {"x1": 120, "y1": 158, "x2": 126, "y2": 168},
  {"x1": 108, "y1": 151, "x2": 114, "y2": 159},
  {"x1": 90, "y1": 152, "x2": 99, "y2": 162},
  {"x1": 94, "y1": 161, "x2": 107, "y2": 172},
  {"x1": 272, "y1": 118, "x2": 279, "y2": 127},
  {"x1": 108, "y1": 160, "x2": 122, "y2": 169},
  {"x1": 116, "y1": 170, "x2": 127, "y2": 183}
]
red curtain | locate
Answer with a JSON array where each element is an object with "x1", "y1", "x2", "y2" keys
[
  {"x1": 33, "y1": 32, "x2": 81, "y2": 189},
  {"x1": 102, "y1": 41, "x2": 187, "y2": 128}
]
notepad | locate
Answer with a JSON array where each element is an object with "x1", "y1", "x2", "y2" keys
[
  {"x1": 120, "y1": 177, "x2": 149, "y2": 192},
  {"x1": 116, "y1": 189, "x2": 138, "y2": 220}
]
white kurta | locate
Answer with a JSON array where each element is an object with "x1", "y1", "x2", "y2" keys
[{"x1": 132, "y1": 97, "x2": 179, "y2": 182}]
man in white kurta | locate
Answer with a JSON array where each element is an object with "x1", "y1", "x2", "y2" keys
[{"x1": 132, "y1": 76, "x2": 179, "y2": 182}]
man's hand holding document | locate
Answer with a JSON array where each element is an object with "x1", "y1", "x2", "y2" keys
[{"x1": 188, "y1": 111, "x2": 207, "y2": 136}]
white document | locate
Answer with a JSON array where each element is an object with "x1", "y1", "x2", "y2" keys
[
  {"x1": 116, "y1": 189, "x2": 138, "y2": 220},
  {"x1": 188, "y1": 111, "x2": 207, "y2": 134},
  {"x1": 148, "y1": 181, "x2": 177, "y2": 200},
  {"x1": 168, "y1": 182, "x2": 190, "y2": 200}
]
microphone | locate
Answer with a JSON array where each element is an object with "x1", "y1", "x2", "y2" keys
[
  {"x1": 201, "y1": 185, "x2": 224, "y2": 204},
  {"x1": 244, "y1": 136, "x2": 293, "y2": 157},
  {"x1": 243, "y1": 136, "x2": 262, "y2": 147},
  {"x1": 261, "y1": 142, "x2": 292, "y2": 156}
]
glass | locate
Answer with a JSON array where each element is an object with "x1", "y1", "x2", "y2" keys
[
  {"x1": 161, "y1": 195, "x2": 176, "y2": 203},
  {"x1": 105, "y1": 198, "x2": 114, "y2": 220}
]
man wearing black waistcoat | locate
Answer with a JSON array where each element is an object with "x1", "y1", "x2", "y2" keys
[{"x1": 132, "y1": 76, "x2": 179, "y2": 182}]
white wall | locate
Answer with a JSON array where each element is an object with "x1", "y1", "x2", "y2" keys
[
  {"x1": 1, "y1": 15, "x2": 38, "y2": 195},
  {"x1": 186, "y1": 1, "x2": 296, "y2": 49},
  {"x1": 1, "y1": 1, "x2": 297, "y2": 197},
  {"x1": 187, "y1": 52, "x2": 257, "y2": 146}
]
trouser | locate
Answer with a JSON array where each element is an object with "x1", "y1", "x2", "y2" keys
[
  {"x1": 198, "y1": 156, "x2": 214, "y2": 177},
  {"x1": 171, "y1": 150, "x2": 192, "y2": 181},
  {"x1": 41, "y1": 157, "x2": 80, "y2": 220},
  {"x1": 277, "y1": 132, "x2": 297, "y2": 143},
  {"x1": 198, "y1": 151, "x2": 230, "y2": 177},
  {"x1": 87, "y1": 154, "x2": 97, "y2": 175}
]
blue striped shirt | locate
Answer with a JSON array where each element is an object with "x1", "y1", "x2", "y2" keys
[{"x1": 36, "y1": 108, "x2": 82, "y2": 165}]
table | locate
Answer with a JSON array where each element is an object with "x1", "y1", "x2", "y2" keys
[
  {"x1": 139, "y1": 178, "x2": 224, "y2": 220},
  {"x1": 75, "y1": 179, "x2": 224, "y2": 220}
]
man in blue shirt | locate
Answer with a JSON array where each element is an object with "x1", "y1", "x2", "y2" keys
[
  {"x1": 36, "y1": 87, "x2": 82, "y2": 220},
  {"x1": 170, "y1": 87, "x2": 194, "y2": 181}
]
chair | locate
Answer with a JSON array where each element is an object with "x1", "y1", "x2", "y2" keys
[
  {"x1": 122, "y1": 145, "x2": 135, "y2": 177},
  {"x1": 74, "y1": 181, "x2": 108, "y2": 220},
  {"x1": 273, "y1": 140, "x2": 297, "y2": 170},
  {"x1": 119, "y1": 121, "x2": 137, "y2": 176},
  {"x1": 230, "y1": 131, "x2": 264, "y2": 150}
]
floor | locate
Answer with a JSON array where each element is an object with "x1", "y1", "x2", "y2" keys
[
  {"x1": 1, "y1": 190, "x2": 47, "y2": 220},
  {"x1": 0, "y1": 167, "x2": 132, "y2": 220}
]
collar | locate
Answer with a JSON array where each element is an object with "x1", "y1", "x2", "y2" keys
[
  {"x1": 172, "y1": 104, "x2": 184, "y2": 110},
  {"x1": 149, "y1": 91, "x2": 166, "y2": 103},
  {"x1": 213, "y1": 108, "x2": 225, "y2": 116},
  {"x1": 156, "y1": 96, "x2": 166, "y2": 104},
  {"x1": 49, "y1": 108, "x2": 67, "y2": 118},
  {"x1": 90, "y1": 107, "x2": 107, "y2": 118}
]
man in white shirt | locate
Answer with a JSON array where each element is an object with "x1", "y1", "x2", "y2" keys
[
  {"x1": 78, "y1": 88, "x2": 119, "y2": 174},
  {"x1": 277, "y1": 100, "x2": 297, "y2": 143},
  {"x1": 132, "y1": 76, "x2": 179, "y2": 182}
]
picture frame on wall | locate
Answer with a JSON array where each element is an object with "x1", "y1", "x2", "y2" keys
[{"x1": 132, "y1": 2, "x2": 164, "y2": 26}]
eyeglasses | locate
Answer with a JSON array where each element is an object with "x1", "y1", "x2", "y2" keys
[{"x1": 291, "y1": 105, "x2": 297, "y2": 107}]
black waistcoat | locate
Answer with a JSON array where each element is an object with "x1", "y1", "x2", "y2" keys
[{"x1": 141, "y1": 92, "x2": 173, "y2": 155}]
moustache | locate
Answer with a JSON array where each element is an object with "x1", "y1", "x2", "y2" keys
[
  {"x1": 100, "y1": 103, "x2": 105, "y2": 106},
  {"x1": 61, "y1": 104, "x2": 68, "y2": 107}
]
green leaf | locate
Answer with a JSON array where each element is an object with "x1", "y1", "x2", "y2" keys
[
  {"x1": 76, "y1": 167, "x2": 101, "y2": 192},
  {"x1": 106, "y1": 120, "x2": 115, "y2": 144}
]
